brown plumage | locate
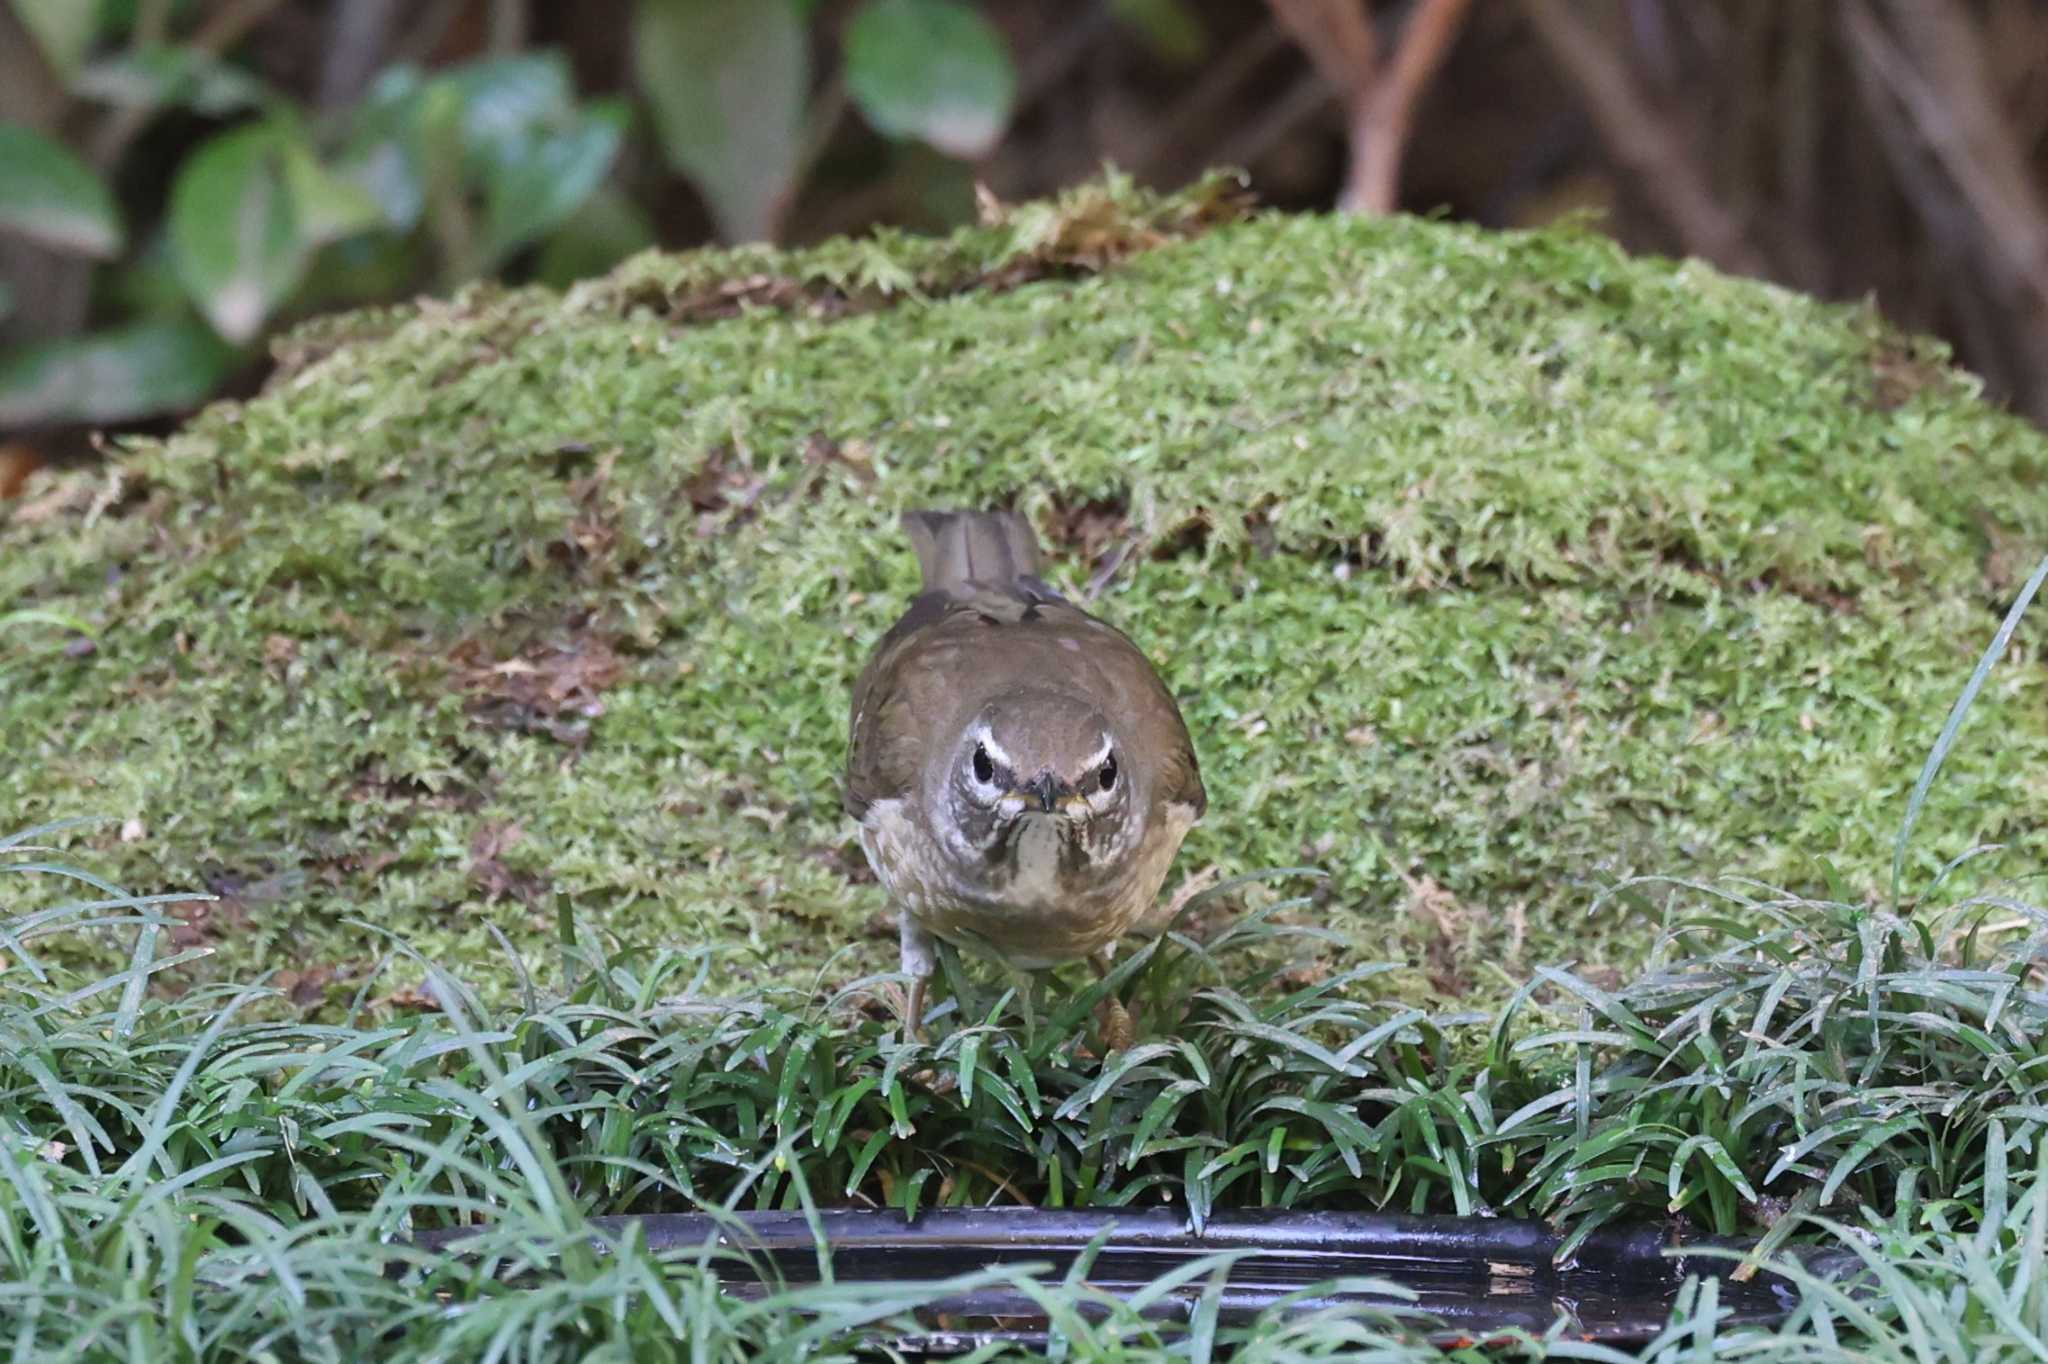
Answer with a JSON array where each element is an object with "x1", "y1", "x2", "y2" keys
[{"x1": 846, "y1": 509, "x2": 1205, "y2": 1042}]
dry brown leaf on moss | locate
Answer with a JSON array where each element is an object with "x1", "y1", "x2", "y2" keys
[{"x1": 448, "y1": 631, "x2": 627, "y2": 746}]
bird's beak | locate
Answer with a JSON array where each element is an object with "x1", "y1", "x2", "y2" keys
[{"x1": 1023, "y1": 772, "x2": 1059, "y2": 813}]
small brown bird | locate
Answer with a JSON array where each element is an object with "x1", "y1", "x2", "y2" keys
[{"x1": 845, "y1": 509, "x2": 1206, "y2": 1044}]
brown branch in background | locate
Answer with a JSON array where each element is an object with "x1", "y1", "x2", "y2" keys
[
  {"x1": 1346, "y1": 0, "x2": 1473, "y2": 213},
  {"x1": 1515, "y1": 0, "x2": 1766, "y2": 276},
  {"x1": 1993, "y1": 0, "x2": 2048, "y2": 154},
  {"x1": 1210, "y1": 68, "x2": 1342, "y2": 180},
  {"x1": 1129, "y1": 19, "x2": 1290, "y2": 183},
  {"x1": 1773, "y1": 1, "x2": 1826, "y2": 294},
  {"x1": 1263, "y1": 0, "x2": 1475, "y2": 215},
  {"x1": 1842, "y1": 0, "x2": 2048, "y2": 314},
  {"x1": 318, "y1": 0, "x2": 402, "y2": 112},
  {"x1": 1265, "y1": 0, "x2": 1379, "y2": 103},
  {"x1": 1848, "y1": 28, "x2": 2013, "y2": 400},
  {"x1": 487, "y1": 0, "x2": 527, "y2": 54},
  {"x1": 1714, "y1": 1, "x2": 1771, "y2": 249},
  {"x1": 1015, "y1": 2, "x2": 1119, "y2": 109},
  {"x1": 1840, "y1": 0, "x2": 2048, "y2": 425},
  {"x1": 998, "y1": 0, "x2": 1117, "y2": 191}
]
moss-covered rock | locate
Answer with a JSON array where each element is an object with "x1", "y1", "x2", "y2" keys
[{"x1": 5, "y1": 177, "x2": 2044, "y2": 1008}]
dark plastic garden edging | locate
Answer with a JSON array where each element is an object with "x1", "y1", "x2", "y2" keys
[{"x1": 412, "y1": 1208, "x2": 1858, "y2": 1351}]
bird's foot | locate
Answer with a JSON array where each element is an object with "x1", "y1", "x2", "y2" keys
[
  {"x1": 1086, "y1": 949, "x2": 1136, "y2": 1053},
  {"x1": 1093, "y1": 993, "x2": 1136, "y2": 1055},
  {"x1": 911, "y1": 1067, "x2": 959, "y2": 1095}
]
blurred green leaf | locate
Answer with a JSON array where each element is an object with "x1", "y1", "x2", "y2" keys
[
  {"x1": 844, "y1": 0, "x2": 1016, "y2": 159},
  {"x1": 338, "y1": 56, "x2": 623, "y2": 278},
  {"x1": 339, "y1": 66, "x2": 429, "y2": 230},
  {"x1": 1109, "y1": 0, "x2": 1207, "y2": 65},
  {"x1": 168, "y1": 122, "x2": 306, "y2": 342},
  {"x1": 444, "y1": 53, "x2": 577, "y2": 173},
  {"x1": 12, "y1": 0, "x2": 100, "y2": 80},
  {"x1": 0, "y1": 318, "x2": 233, "y2": 427},
  {"x1": 0, "y1": 123, "x2": 124, "y2": 257},
  {"x1": 71, "y1": 45, "x2": 273, "y2": 115},
  {"x1": 282, "y1": 141, "x2": 383, "y2": 246},
  {"x1": 535, "y1": 185, "x2": 656, "y2": 289},
  {"x1": 633, "y1": 0, "x2": 808, "y2": 243},
  {"x1": 479, "y1": 97, "x2": 626, "y2": 269},
  {"x1": 97, "y1": 237, "x2": 190, "y2": 318}
]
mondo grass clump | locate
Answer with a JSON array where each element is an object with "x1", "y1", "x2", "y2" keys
[{"x1": 9, "y1": 842, "x2": 2048, "y2": 1358}]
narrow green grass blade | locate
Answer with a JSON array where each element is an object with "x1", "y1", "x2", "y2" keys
[{"x1": 1892, "y1": 552, "x2": 2048, "y2": 905}]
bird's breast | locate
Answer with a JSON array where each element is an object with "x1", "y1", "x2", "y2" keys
[
  {"x1": 865, "y1": 802, "x2": 1156, "y2": 966},
  {"x1": 1006, "y1": 816, "x2": 1079, "y2": 905}
]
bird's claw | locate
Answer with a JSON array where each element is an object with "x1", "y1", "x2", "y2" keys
[{"x1": 1094, "y1": 993, "x2": 1136, "y2": 1054}]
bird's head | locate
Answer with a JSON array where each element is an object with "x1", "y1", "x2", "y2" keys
[{"x1": 932, "y1": 689, "x2": 1135, "y2": 863}]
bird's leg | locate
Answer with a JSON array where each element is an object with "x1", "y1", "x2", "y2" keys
[
  {"x1": 904, "y1": 976, "x2": 927, "y2": 1043},
  {"x1": 900, "y1": 910, "x2": 936, "y2": 1042},
  {"x1": 1089, "y1": 950, "x2": 1135, "y2": 1054}
]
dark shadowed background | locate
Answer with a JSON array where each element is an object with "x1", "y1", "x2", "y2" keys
[{"x1": 5, "y1": 0, "x2": 2048, "y2": 496}]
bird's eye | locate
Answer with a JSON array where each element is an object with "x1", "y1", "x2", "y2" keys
[
  {"x1": 1098, "y1": 754, "x2": 1118, "y2": 792},
  {"x1": 972, "y1": 743, "x2": 994, "y2": 785}
]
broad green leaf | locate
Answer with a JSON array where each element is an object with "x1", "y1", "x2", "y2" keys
[
  {"x1": 337, "y1": 55, "x2": 623, "y2": 276},
  {"x1": 444, "y1": 55, "x2": 553, "y2": 131},
  {"x1": 479, "y1": 97, "x2": 626, "y2": 268},
  {"x1": 844, "y1": 0, "x2": 1016, "y2": 159},
  {"x1": 71, "y1": 46, "x2": 273, "y2": 116},
  {"x1": 633, "y1": 0, "x2": 807, "y2": 243},
  {"x1": 281, "y1": 142, "x2": 383, "y2": 246},
  {"x1": 0, "y1": 318, "x2": 233, "y2": 427},
  {"x1": 12, "y1": 0, "x2": 99, "y2": 80},
  {"x1": 338, "y1": 65, "x2": 428, "y2": 229},
  {"x1": 0, "y1": 123, "x2": 123, "y2": 257},
  {"x1": 169, "y1": 122, "x2": 306, "y2": 342},
  {"x1": 445, "y1": 53, "x2": 577, "y2": 175},
  {"x1": 344, "y1": 135, "x2": 423, "y2": 231}
]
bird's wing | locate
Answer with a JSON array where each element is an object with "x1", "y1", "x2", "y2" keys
[
  {"x1": 845, "y1": 584, "x2": 1046, "y2": 818},
  {"x1": 1031, "y1": 600, "x2": 1208, "y2": 821}
]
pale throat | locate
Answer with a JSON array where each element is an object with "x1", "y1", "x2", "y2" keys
[
  {"x1": 1009, "y1": 815, "x2": 1068, "y2": 902},
  {"x1": 996, "y1": 807, "x2": 1142, "y2": 906}
]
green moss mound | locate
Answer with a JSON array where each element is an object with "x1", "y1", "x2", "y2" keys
[{"x1": 4, "y1": 177, "x2": 2044, "y2": 1006}]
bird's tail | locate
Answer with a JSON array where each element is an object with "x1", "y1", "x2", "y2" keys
[{"x1": 901, "y1": 509, "x2": 1044, "y2": 594}]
